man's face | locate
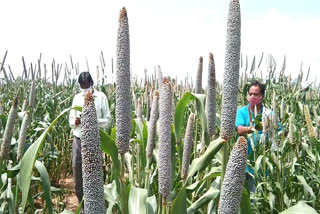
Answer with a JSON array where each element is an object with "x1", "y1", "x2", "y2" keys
[
  {"x1": 248, "y1": 85, "x2": 262, "y2": 99},
  {"x1": 80, "y1": 81, "x2": 90, "y2": 89}
]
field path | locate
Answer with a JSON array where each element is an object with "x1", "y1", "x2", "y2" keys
[{"x1": 61, "y1": 176, "x2": 79, "y2": 212}]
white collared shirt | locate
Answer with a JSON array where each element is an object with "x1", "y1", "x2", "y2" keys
[{"x1": 69, "y1": 89, "x2": 112, "y2": 138}]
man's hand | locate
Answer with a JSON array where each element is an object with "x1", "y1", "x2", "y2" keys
[{"x1": 75, "y1": 117, "x2": 81, "y2": 126}]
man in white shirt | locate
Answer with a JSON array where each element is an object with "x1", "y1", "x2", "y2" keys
[{"x1": 69, "y1": 72, "x2": 112, "y2": 206}]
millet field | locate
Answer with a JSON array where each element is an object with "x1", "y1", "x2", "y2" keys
[{"x1": 0, "y1": 1, "x2": 319, "y2": 214}]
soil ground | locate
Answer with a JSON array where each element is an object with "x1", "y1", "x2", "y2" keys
[{"x1": 60, "y1": 176, "x2": 79, "y2": 212}]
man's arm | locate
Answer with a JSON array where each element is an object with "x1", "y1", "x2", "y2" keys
[
  {"x1": 237, "y1": 125, "x2": 253, "y2": 136},
  {"x1": 97, "y1": 93, "x2": 112, "y2": 130},
  {"x1": 69, "y1": 96, "x2": 79, "y2": 129},
  {"x1": 235, "y1": 107, "x2": 253, "y2": 136}
]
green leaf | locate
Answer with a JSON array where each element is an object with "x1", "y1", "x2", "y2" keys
[
  {"x1": 174, "y1": 92, "x2": 193, "y2": 142},
  {"x1": 187, "y1": 138, "x2": 225, "y2": 181},
  {"x1": 75, "y1": 198, "x2": 83, "y2": 214},
  {"x1": 143, "y1": 122, "x2": 148, "y2": 150},
  {"x1": 100, "y1": 129, "x2": 121, "y2": 198},
  {"x1": 106, "y1": 202, "x2": 115, "y2": 214},
  {"x1": 128, "y1": 185, "x2": 148, "y2": 214},
  {"x1": 130, "y1": 119, "x2": 137, "y2": 138},
  {"x1": 73, "y1": 106, "x2": 82, "y2": 112},
  {"x1": 135, "y1": 119, "x2": 148, "y2": 149},
  {"x1": 254, "y1": 155, "x2": 264, "y2": 174},
  {"x1": 19, "y1": 107, "x2": 73, "y2": 212},
  {"x1": 187, "y1": 186, "x2": 220, "y2": 214},
  {"x1": 104, "y1": 181, "x2": 119, "y2": 205},
  {"x1": 253, "y1": 114, "x2": 262, "y2": 130},
  {"x1": 7, "y1": 163, "x2": 20, "y2": 178},
  {"x1": 171, "y1": 124, "x2": 176, "y2": 190},
  {"x1": 279, "y1": 201, "x2": 318, "y2": 214},
  {"x1": 6, "y1": 177, "x2": 14, "y2": 214},
  {"x1": 0, "y1": 114, "x2": 7, "y2": 130},
  {"x1": 125, "y1": 153, "x2": 133, "y2": 183},
  {"x1": 146, "y1": 195, "x2": 157, "y2": 214},
  {"x1": 186, "y1": 167, "x2": 221, "y2": 192},
  {"x1": 174, "y1": 92, "x2": 209, "y2": 145},
  {"x1": 141, "y1": 121, "x2": 148, "y2": 182},
  {"x1": 186, "y1": 181, "x2": 201, "y2": 192},
  {"x1": 240, "y1": 187, "x2": 252, "y2": 214},
  {"x1": 27, "y1": 189, "x2": 36, "y2": 212},
  {"x1": 301, "y1": 142, "x2": 316, "y2": 162},
  {"x1": 0, "y1": 202, "x2": 6, "y2": 213},
  {"x1": 135, "y1": 119, "x2": 148, "y2": 184},
  {"x1": 268, "y1": 192, "x2": 275, "y2": 212},
  {"x1": 100, "y1": 129, "x2": 120, "y2": 181},
  {"x1": 171, "y1": 185, "x2": 187, "y2": 214},
  {"x1": 296, "y1": 175, "x2": 315, "y2": 199},
  {"x1": 104, "y1": 181, "x2": 119, "y2": 213},
  {"x1": 111, "y1": 126, "x2": 116, "y2": 140},
  {"x1": 34, "y1": 160, "x2": 53, "y2": 214},
  {"x1": 175, "y1": 138, "x2": 223, "y2": 213},
  {"x1": 192, "y1": 93, "x2": 209, "y2": 144},
  {"x1": 203, "y1": 167, "x2": 221, "y2": 180}
]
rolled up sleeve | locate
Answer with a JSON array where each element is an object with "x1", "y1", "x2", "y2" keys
[
  {"x1": 235, "y1": 108, "x2": 246, "y2": 128},
  {"x1": 69, "y1": 96, "x2": 78, "y2": 130},
  {"x1": 98, "y1": 93, "x2": 112, "y2": 130}
]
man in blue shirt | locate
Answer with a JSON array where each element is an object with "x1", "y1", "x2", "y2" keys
[{"x1": 235, "y1": 80, "x2": 273, "y2": 193}]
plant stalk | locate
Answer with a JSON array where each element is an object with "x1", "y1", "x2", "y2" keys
[
  {"x1": 120, "y1": 154, "x2": 128, "y2": 214},
  {"x1": 221, "y1": 142, "x2": 229, "y2": 185}
]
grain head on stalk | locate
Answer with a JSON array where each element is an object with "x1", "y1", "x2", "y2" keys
[
  {"x1": 280, "y1": 97, "x2": 285, "y2": 120},
  {"x1": 29, "y1": 79, "x2": 36, "y2": 110},
  {"x1": 136, "y1": 97, "x2": 143, "y2": 121},
  {"x1": 207, "y1": 53, "x2": 216, "y2": 138},
  {"x1": 218, "y1": 136, "x2": 247, "y2": 214},
  {"x1": 158, "y1": 77, "x2": 172, "y2": 199},
  {"x1": 171, "y1": 87, "x2": 176, "y2": 123},
  {"x1": 21, "y1": 99, "x2": 28, "y2": 112},
  {"x1": 145, "y1": 82, "x2": 151, "y2": 120},
  {"x1": 181, "y1": 113, "x2": 194, "y2": 181},
  {"x1": 220, "y1": 0, "x2": 241, "y2": 141},
  {"x1": 0, "y1": 102, "x2": 2, "y2": 135},
  {"x1": 288, "y1": 114, "x2": 294, "y2": 144},
  {"x1": 313, "y1": 106, "x2": 319, "y2": 128},
  {"x1": 304, "y1": 105, "x2": 315, "y2": 139},
  {"x1": 17, "y1": 111, "x2": 30, "y2": 161},
  {"x1": 116, "y1": 7, "x2": 131, "y2": 155},
  {"x1": 80, "y1": 91, "x2": 105, "y2": 214},
  {"x1": 146, "y1": 90, "x2": 159, "y2": 160},
  {"x1": 272, "y1": 91, "x2": 279, "y2": 131},
  {"x1": 157, "y1": 65, "x2": 163, "y2": 91},
  {"x1": 0, "y1": 97, "x2": 18, "y2": 160},
  {"x1": 195, "y1": 56, "x2": 203, "y2": 94}
]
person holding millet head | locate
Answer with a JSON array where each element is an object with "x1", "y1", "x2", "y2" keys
[
  {"x1": 69, "y1": 72, "x2": 112, "y2": 209},
  {"x1": 235, "y1": 80, "x2": 280, "y2": 193},
  {"x1": 236, "y1": 80, "x2": 266, "y2": 136}
]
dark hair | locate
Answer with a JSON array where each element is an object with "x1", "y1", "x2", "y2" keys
[
  {"x1": 78, "y1": 72, "x2": 94, "y2": 86},
  {"x1": 248, "y1": 80, "x2": 265, "y2": 95}
]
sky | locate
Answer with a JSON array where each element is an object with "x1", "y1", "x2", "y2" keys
[{"x1": 0, "y1": 0, "x2": 319, "y2": 86}]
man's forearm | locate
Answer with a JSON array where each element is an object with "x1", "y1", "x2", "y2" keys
[{"x1": 237, "y1": 125, "x2": 252, "y2": 136}]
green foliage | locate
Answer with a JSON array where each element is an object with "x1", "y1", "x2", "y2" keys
[
  {"x1": 1, "y1": 54, "x2": 320, "y2": 213},
  {"x1": 34, "y1": 160, "x2": 53, "y2": 214},
  {"x1": 19, "y1": 107, "x2": 73, "y2": 212}
]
